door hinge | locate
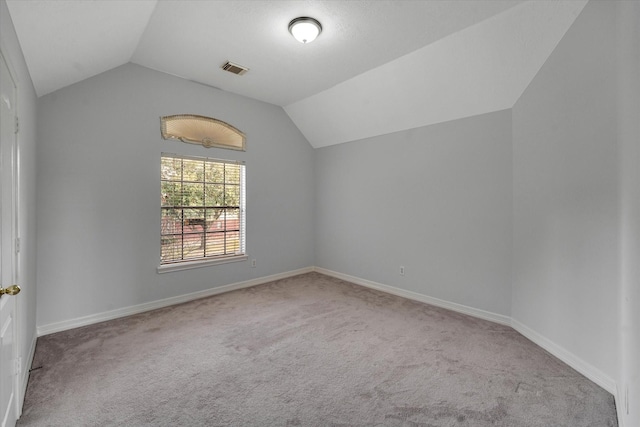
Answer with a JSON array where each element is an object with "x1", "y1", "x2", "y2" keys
[
  {"x1": 15, "y1": 116, "x2": 19, "y2": 134},
  {"x1": 15, "y1": 237, "x2": 20, "y2": 254}
]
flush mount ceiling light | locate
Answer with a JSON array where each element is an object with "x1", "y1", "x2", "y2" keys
[{"x1": 288, "y1": 17, "x2": 322, "y2": 44}]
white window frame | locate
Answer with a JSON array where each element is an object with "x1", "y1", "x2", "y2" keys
[{"x1": 157, "y1": 153, "x2": 246, "y2": 273}]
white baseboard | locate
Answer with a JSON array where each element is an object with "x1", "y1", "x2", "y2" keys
[
  {"x1": 313, "y1": 267, "x2": 512, "y2": 326},
  {"x1": 34, "y1": 265, "x2": 622, "y2": 425},
  {"x1": 512, "y1": 319, "x2": 624, "y2": 426},
  {"x1": 510, "y1": 318, "x2": 617, "y2": 395},
  {"x1": 315, "y1": 267, "x2": 621, "y2": 422},
  {"x1": 36, "y1": 267, "x2": 313, "y2": 336}
]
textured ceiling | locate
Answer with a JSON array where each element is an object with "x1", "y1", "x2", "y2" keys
[
  {"x1": 5, "y1": 0, "x2": 586, "y2": 148},
  {"x1": 286, "y1": 0, "x2": 588, "y2": 147},
  {"x1": 5, "y1": 0, "x2": 157, "y2": 98},
  {"x1": 130, "y1": 0, "x2": 525, "y2": 107}
]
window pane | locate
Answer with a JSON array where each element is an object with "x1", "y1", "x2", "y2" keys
[
  {"x1": 225, "y1": 209, "x2": 240, "y2": 231},
  {"x1": 161, "y1": 157, "x2": 181, "y2": 181},
  {"x1": 161, "y1": 236, "x2": 182, "y2": 262},
  {"x1": 226, "y1": 231, "x2": 241, "y2": 253},
  {"x1": 205, "y1": 184, "x2": 225, "y2": 206},
  {"x1": 205, "y1": 232, "x2": 226, "y2": 256},
  {"x1": 182, "y1": 158, "x2": 204, "y2": 182},
  {"x1": 161, "y1": 208, "x2": 182, "y2": 235},
  {"x1": 182, "y1": 183, "x2": 204, "y2": 206},
  {"x1": 183, "y1": 208, "x2": 205, "y2": 230},
  {"x1": 205, "y1": 208, "x2": 224, "y2": 229},
  {"x1": 205, "y1": 162, "x2": 224, "y2": 183},
  {"x1": 182, "y1": 232, "x2": 204, "y2": 259},
  {"x1": 225, "y1": 164, "x2": 241, "y2": 184},
  {"x1": 161, "y1": 182, "x2": 181, "y2": 207},
  {"x1": 225, "y1": 185, "x2": 240, "y2": 206},
  {"x1": 161, "y1": 153, "x2": 245, "y2": 265}
]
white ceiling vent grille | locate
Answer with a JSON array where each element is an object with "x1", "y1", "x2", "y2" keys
[{"x1": 222, "y1": 61, "x2": 249, "y2": 76}]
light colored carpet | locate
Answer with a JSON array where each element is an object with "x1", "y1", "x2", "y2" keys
[{"x1": 18, "y1": 272, "x2": 617, "y2": 426}]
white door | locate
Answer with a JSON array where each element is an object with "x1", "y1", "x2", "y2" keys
[{"x1": 0, "y1": 51, "x2": 20, "y2": 427}]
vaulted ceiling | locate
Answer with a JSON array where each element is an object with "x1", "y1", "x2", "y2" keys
[{"x1": 5, "y1": 0, "x2": 587, "y2": 148}]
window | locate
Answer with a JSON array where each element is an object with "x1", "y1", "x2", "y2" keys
[
  {"x1": 160, "y1": 115, "x2": 246, "y2": 151},
  {"x1": 160, "y1": 153, "x2": 246, "y2": 271}
]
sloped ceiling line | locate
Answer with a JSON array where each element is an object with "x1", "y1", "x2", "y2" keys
[
  {"x1": 284, "y1": 0, "x2": 588, "y2": 148},
  {"x1": 5, "y1": 0, "x2": 586, "y2": 148}
]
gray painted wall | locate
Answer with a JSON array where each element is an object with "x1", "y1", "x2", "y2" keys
[
  {"x1": 617, "y1": 1, "x2": 640, "y2": 425},
  {"x1": 36, "y1": 63, "x2": 315, "y2": 326},
  {"x1": 17, "y1": 0, "x2": 637, "y2": 421},
  {"x1": 315, "y1": 110, "x2": 513, "y2": 316},
  {"x1": 1, "y1": 0, "x2": 39, "y2": 412},
  {"x1": 512, "y1": 0, "x2": 619, "y2": 384}
]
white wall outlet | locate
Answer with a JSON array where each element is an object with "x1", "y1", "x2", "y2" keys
[
  {"x1": 251, "y1": 259, "x2": 257, "y2": 268},
  {"x1": 400, "y1": 265, "x2": 405, "y2": 276}
]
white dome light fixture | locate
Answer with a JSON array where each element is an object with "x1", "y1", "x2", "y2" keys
[{"x1": 288, "y1": 17, "x2": 322, "y2": 44}]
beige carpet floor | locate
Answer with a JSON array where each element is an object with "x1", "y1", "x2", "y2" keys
[{"x1": 18, "y1": 272, "x2": 617, "y2": 426}]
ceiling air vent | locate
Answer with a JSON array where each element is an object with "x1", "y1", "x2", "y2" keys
[{"x1": 222, "y1": 61, "x2": 249, "y2": 76}]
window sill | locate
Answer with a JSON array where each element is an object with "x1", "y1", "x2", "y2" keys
[{"x1": 157, "y1": 255, "x2": 248, "y2": 274}]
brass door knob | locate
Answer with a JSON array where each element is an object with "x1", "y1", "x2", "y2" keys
[{"x1": 0, "y1": 285, "x2": 20, "y2": 296}]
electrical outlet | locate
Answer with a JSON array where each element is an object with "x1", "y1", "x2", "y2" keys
[
  {"x1": 400, "y1": 266, "x2": 405, "y2": 276},
  {"x1": 251, "y1": 259, "x2": 257, "y2": 268}
]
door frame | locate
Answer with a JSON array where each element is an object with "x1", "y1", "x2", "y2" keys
[{"x1": 0, "y1": 46, "x2": 21, "y2": 424}]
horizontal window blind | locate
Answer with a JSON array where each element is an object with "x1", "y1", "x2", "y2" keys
[{"x1": 161, "y1": 153, "x2": 246, "y2": 265}]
